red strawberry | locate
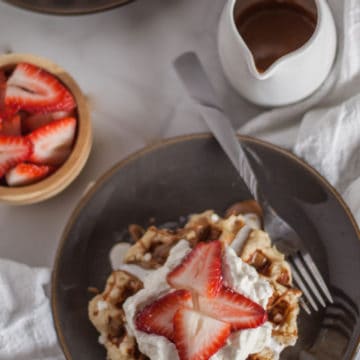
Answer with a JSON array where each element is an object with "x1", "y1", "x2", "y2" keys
[
  {"x1": 23, "y1": 110, "x2": 75, "y2": 133},
  {"x1": 0, "y1": 114, "x2": 21, "y2": 136},
  {"x1": 0, "y1": 70, "x2": 7, "y2": 111},
  {"x1": 0, "y1": 136, "x2": 32, "y2": 177},
  {"x1": 173, "y1": 307, "x2": 231, "y2": 360},
  {"x1": 27, "y1": 116, "x2": 76, "y2": 166},
  {"x1": 198, "y1": 287, "x2": 267, "y2": 330},
  {"x1": 167, "y1": 240, "x2": 222, "y2": 298},
  {"x1": 5, "y1": 163, "x2": 53, "y2": 187},
  {"x1": 136, "y1": 290, "x2": 192, "y2": 341},
  {"x1": 5, "y1": 63, "x2": 76, "y2": 114}
]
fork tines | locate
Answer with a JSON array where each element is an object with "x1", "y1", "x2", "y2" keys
[{"x1": 289, "y1": 251, "x2": 333, "y2": 314}]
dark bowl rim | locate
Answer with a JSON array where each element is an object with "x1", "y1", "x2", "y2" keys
[
  {"x1": 51, "y1": 133, "x2": 360, "y2": 359},
  {"x1": 3, "y1": 0, "x2": 135, "y2": 15}
]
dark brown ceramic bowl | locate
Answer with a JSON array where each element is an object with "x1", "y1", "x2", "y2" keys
[
  {"x1": 4, "y1": 0, "x2": 134, "y2": 15},
  {"x1": 52, "y1": 134, "x2": 360, "y2": 359}
]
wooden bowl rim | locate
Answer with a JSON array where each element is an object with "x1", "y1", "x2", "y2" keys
[{"x1": 0, "y1": 53, "x2": 92, "y2": 205}]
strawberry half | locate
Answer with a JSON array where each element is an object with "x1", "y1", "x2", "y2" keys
[
  {"x1": 5, "y1": 163, "x2": 53, "y2": 187},
  {"x1": 173, "y1": 307, "x2": 231, "y2": 360},
  {"x1": 23, "y1": 110, "x2": 74, "y2": 133},
  {"x1": 5, "y1": 63, "x2": 76, "y2": 114},
  {"x1": 136, "y1": 290, "x2": 192, "y2": 341},
  {"x1": 27, "y1": 116, "x2": 76, "y2": 166},
  {"x1": 0, "y1": 136, "x2": 32, "y2": 177},
  {"x1": 167, "y1": 240, "x2": 222, "y2": 298},
  {"x1": 198, "y1": 287, "x2": 267, "y2": 331},
  {"x1": 0, "y1": 114, "x2": 21, "y2": 136}
]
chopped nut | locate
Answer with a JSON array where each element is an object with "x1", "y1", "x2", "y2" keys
[
  {"x1": 225, "y1": 200, "x2": 263, "y2": 219},
  {"x1": 128, "y1": 224, "x2": 145, "y2": 242},
  {"x1": 87, "y1": 286, "x2": 100, "y2": 294}
]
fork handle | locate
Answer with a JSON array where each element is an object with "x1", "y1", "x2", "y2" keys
[
  {"x1": 197, "y1": 107, "x2": 261, "y2": 201},
  {"x1": 173, "y1": 52, "x2": 261, "y2": 202}
]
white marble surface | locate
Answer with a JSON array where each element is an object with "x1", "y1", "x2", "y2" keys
[{"x1": 0, "y1": 0, "x2": 263, "y2": 267}]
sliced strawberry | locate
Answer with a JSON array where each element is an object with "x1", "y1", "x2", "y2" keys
[
  {"x1": 0, "y1": 106, "x2": 18, "y2": 120},
  {"x1": 167, "y1": 240, "x2": 222, "y2": 298},
  {"x1": 136, "y1": 290, "x2": 192, "y2": 341},
  {"x1": 23, "y1": 110, "x2": 75, "y2": 133},
  {"x1": 173, "y1": 307, "x2": 231, "y2": 360},
  {"x1": 0, "y1": 70, "x2": 7, "y2": 111},
  {"x1": 27, "y1": 116, "x2": 76, "y2": 166},
  {"x1": 198, "y1": 287, "x2": 267, "y2": 330},
  {"x1": 0, "y1": 114, "x2": 21, "y2": 136},
  {"x1": 0, "y1": 136, "x2": 32, "y2": 177},
  {"x1": 5, "y1": 63, "x2": 76, "y2": 114},
  {"x1": 5, "y1": 163, "x2": 53, "y2": 187}
]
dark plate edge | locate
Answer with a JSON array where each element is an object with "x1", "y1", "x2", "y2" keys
[
  {"x1": 3, "y1": 0, "x2": 135, "y2": 16},
  {"x1": 51, "y1": 133, "x2": 360, "y2": 360}
]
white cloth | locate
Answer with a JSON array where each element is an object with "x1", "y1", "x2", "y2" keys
[
  {"x1": 0, "y1": 0, "x2": 359, "y2": 359},
  {"x1": 240, "y1": 0, "x2": 360, "y2": 224},
  {"x1": 0, "y1": 260, "x2": 63, "y2": 360}
]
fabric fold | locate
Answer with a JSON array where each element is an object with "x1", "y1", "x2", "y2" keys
[{"x1": 0, "y1": 260, "x2": 64, "y2": 360}]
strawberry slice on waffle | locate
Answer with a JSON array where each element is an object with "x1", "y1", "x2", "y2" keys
[
  {"x1": 173, "y1": 307, "x2": 231, "y2": 360},
  {"x1": 167, "y1": 240, "x2": 223, "y2": 298},
  {"x1": 135, "y1": 240, "x2": 269, "y2": 360},
  {"x1": 198, "y1": 287, "x2": 267, "y2": 330},
  {"x1": 5, "y1": 63, "x2": 76, "y2": 114},
  {"x1": 136, "y1": 289, "x2": 192, "y2": 341}
]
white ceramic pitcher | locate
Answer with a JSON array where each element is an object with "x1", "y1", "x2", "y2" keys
[{"x1": 218, "y1": 0, "x2": 337, "y2": 107}]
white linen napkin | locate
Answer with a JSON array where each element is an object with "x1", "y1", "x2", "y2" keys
[
  {"x1": 239, "y1": 0, "x2": 360, "y2": 224},
  {"x1": 0, "y1": 259, "x2": 64, "y2": 360}
]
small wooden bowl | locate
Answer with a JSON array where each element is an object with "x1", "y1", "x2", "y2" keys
[{"x1": 0, "y1": 54, "x2": 92, "y2": 205}]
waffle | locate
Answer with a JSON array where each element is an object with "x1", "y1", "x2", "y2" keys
[
  {"x1": 247, "y1": 347, "x2": 276, "y2": 360},
  {"x1": 88, "y1": 201, "x2": 301, "y2": 360},
  {"x1": 88, "y1": 270, "x2": 148, "y2": 360},
  {"x1": 240, "y1": 229, "x2": 301, "y2": 348}
]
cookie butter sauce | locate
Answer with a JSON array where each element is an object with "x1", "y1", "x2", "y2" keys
[{"x1": 235, "y1": 1, "x2": 317, "y2": 72}]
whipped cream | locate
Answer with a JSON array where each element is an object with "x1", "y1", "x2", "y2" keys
[
  {"x1": 123, "y1": 240, "x2": 275, "y2": 360},
  {"x1": 123, "y1": 241, "x2": 191, "y2": 360},
  {"x1": 212, "y1": 246, "x2": 273, "y2": 360},
  {"x1": 110, "y1": 242, "x2": 131, "y2": 270}
]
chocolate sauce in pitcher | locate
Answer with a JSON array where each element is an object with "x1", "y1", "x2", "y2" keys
[{"x1": 235, "y1": 1, "x2": 317, "y2": 73}]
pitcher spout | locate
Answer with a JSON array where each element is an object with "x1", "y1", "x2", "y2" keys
[
  {"x1": 218, "y1": 0, "x2": 336, "y2": 106},
  {"x1": 233, "y1": 0, "x2": 320, "y2": 80}
]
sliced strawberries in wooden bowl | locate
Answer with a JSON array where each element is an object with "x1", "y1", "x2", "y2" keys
[{"x1": 0, "y1": 54, "x2": 92, "y2": 205}]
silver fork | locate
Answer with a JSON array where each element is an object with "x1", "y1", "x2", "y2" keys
[{"x1": 173, "y1": 51, "x2": 333, "y2": 314}]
